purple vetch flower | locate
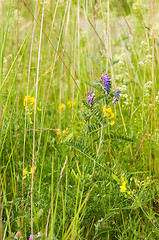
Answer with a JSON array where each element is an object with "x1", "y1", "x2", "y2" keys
[
  {"x1": 29, "y1": 235, "x2": 38, "y2": 240},
  {"x1": 112, "y1": 89, "x2": 120, "y2": 104},
  {"x1": 86, "y1": 90, "x2": 95, "y2": 105},
  {"x1": 87, "y1": 96, "x2": 94, "y2": 105},
  {"x1": 87, "y1": 90, "x2": 94, "y2": 95},
  {"x1": 101, "y1": 73, "x2": 111, "y2": 94}
]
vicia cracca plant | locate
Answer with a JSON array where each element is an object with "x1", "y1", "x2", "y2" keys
[
  {"x1": 84, "y1": 73, "x2": 120, "y2": 127},
  {"x1": 86, "y1": 73, "x2": 120, "y2": 106}
]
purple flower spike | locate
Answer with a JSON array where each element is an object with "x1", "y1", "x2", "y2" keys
[
  {"x1": 86, "y1": 90, "x2": 95, "y2": 105},
  {"x1": 88, "y1": 90, "x2": 94, "y2": 94},
  {"x1": 115, "y1": 89, "x2": 120, "y2": 98},
  {"x1": 112, "y1": 89, "x2": 120, "y2": 104},
  {"x1": 86, "y1": 96, "x2": 94, "y2": 105},
  {"x1": 101, "y1": 73, "x2": 111, "y2": 94}
]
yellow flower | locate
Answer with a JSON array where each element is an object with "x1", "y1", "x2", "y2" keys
[
  {"x1": 30, "y1": 97, "x2": 35, "y2": 105},
  {"x1": 67, "y1": 100, "x2": 76, "y2": 107},
  {"x1": 63, "y1": 127, "x2": 68, "y2": 135},
  {"x1": 30, "y1": 166, "x2": 36, "y2": 174},
  {"x1": 23, "y1": 169, "x2": 28, "y2": 176},
  {"x1": 37, "y1": 102, "x2": 41, "y2": 112},
  {"x1": 58, "y1": 103, "x2": 65, "y2": 112},
  {"x1": 24, "y1": 95, "x2": 35, "y2": 109},
  {"x1": 102, "y1": 106, "x2": 112, "y2": 114},
  {"x1": 110, "y1": 120, "x2": 115, "y2": 126},
  {"x1": 103, "y1": 106, "x2": 113, "y2": 115},
  {"x1": 29, "y1": 119, "x2": 33, "y2": 124},
  {"x1": 110, "y1": 112, "x2": 115, "y2": 118},
  {"x1": 120, "y1": 181, "x2": 127, "y2": 192},
  {"x1": 102, "y1": 105, "x2": 106, "y2": 113},
  {"x1": 106, "y1": 107, "x2": 112, "y2": 113},
  {"x1": 23, "y1": 169, "x2": 28, "y2": 179},
  {"x1": 103, "y1": 106, "x2": 115, "y2": 123},
  {"x1": 127, "y1": 191, "x2": 131, "y2": 195},
  {"x1": 24, "y1": 96, "x2": 29, "y2": 107}
]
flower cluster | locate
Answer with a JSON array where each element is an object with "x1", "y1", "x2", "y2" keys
[
  {"x1": 113, "y1": 173, "x2": 131, "y2": 195},
  {"x1": 58, "y1": 103, "x2": 66, "y2": 112},
  {"x1": 120, "y1": 180, "x2": 131, "y2": 195},
  {"x1": 156, "y1": 92, "x2": 159, "y2": 103},
  {"x1": 58, "y1": 100, "x2": 76, "y2": 112},
  {"x1": 86, "y1": 90, "x2": 95, "y2": 105},
  {"x1": 85, "y1": 73, "x2": 121, "y2": 127},
  {"x1": 24, "y1": 95, "x2": 35, "y2": 110},
  {"x1": 112, "y1": 89, "x2": 120, "y2": 104},
  {"x1": 144, "y1": 81, "x2": 152, "y2": 97},
  {"x1": 67, "y1": 100, "x2": 76, "y2": 107},
  {"x1": 101, "y1": 73, "x2": 111, "y2": 94},
  {"x1": 23, "y1": 167, "x2": 36, "y2": 179},
  {"x1": 24, "y1": 95, "x2": 41, "y2": 124},
  {"x1": 86, "y1": 73, "x2": 120, "y2": 106},
  {"x1": 56, "y1": 127, "x2": 69, "y2": 139},
  {"x1": 120, "y1": 181, "x2": 127, "y2": 192},
  {"x1": 102, "y1": 106, "x2": 115, "y2": 126}
]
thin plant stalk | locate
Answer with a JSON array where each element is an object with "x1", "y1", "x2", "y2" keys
[
  {"x1": 22, "y1": 0, "x2": 38, "y2": 198},
  {"x1": 31, "y1": 0, "x2": 45, "y2": 237},
  {"x1": 0, "y1": 0, "x2": 2, "y2": 26},
  {"x1": 51, "y1": 155, "x2": 54, "y2": 239},
  {"x1": 0, "y1": 104, "x2": 2, "y2": 240},
  {"x1": 15, "y1": 0, "x2": 19, "y2": 200}
]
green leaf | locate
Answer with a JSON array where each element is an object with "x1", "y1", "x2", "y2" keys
[
  {"x1": 112, "y1": 173, "x2": 121, "y2": 183},
  {"x1": 62, "y1": 131, "x2": 73, "y2": 142}
]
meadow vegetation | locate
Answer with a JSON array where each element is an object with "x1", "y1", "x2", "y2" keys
[{"x1": 1, "y1": 0, "x2": 159, "y2": 239}]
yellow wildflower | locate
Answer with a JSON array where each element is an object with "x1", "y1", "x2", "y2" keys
[
  {"x1": 102, "y1": 105, "x2": 106, "y2": 113},
  {"x1": 23, "y1": 169, "x2": 28, "y2": 179},
  {"x1": 24, "y1": 95, "x2": 35, "y2": 109},
  {"x1": 30, "y1": 166, "x2": 36, "y2": 174},
  {"x1": 120, "y1": 181, "x2": 127, "y2": 192},
  {"x1": 102, "y1": 106, "x2": 113, "y2": 115},
  {"x1": 110, "y1": 120, "x2": 115, "y2": 126},
  {"x1": 110, "y1": 112, "x2": 115, "y2": 118},
  {"x1": 63, "y1": 127, "x2": 68, "y2": 135},
  {"x1": 58, "y1": 103, "x2": 66, "y2": 112},
  {"x1": 30, "y1": 97, "x2": 35, "y2": 105},
  {"x1": 103, "y1": 106, "x2": 115, "y2": 123},
  {"x1": 23, "y1": 169, "x2": 28, "y2": 176},
  {"x1": 67, "y1": 100, "x2": 76, "y2": 107},
  {"x1": 29, "y1": 119, "x2": 33, "y2": 124},
  {"x1": 106, "y1": 107, "x2": 112, "y2": 113}
]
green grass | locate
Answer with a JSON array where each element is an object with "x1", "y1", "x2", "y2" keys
[{"x1": 1, "y1": 0, "x2": 159, "y2": 239}]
